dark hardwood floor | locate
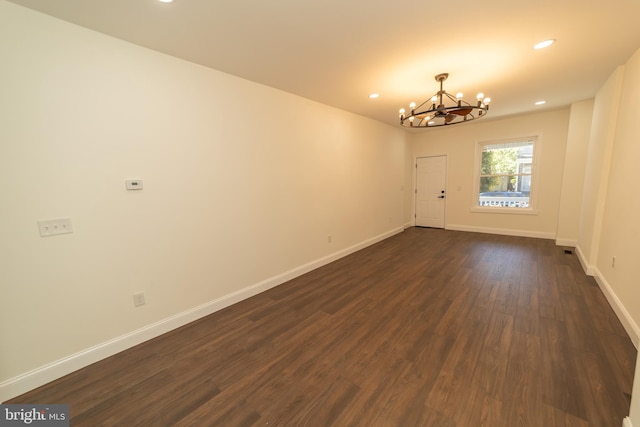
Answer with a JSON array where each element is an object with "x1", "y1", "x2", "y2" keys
[{"x1": 9, "y1": 227, "x2": 637, "y2": 426}]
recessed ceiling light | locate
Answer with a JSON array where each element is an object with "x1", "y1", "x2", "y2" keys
[
  {"x1": 369, "y1": 93, "x2": 380, "y2": 99},
  {"x1": 534, "y1": 39, "x2": 556, "y2": 50},
  {"x1": 158, "y1": 0, "x2": 174, "y2": 3},
  {"x1": 535, "y1": 100, "x2": 546, "y2": 105}
]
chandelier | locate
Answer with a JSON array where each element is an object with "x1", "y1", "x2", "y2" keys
[{"x1": 399, "y1": 73, "x2": 491, "y2": 127}]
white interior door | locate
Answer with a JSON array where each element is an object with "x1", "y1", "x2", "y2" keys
[{"x1": 416, "y1": 156, "x2": 447, "y2": 228}]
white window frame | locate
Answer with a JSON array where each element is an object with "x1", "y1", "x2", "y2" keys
[{"x1": 471, "y1": 135, "x2": 540, "y2": 215}]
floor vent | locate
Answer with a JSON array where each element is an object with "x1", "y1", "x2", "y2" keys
[{"x1": 563, "y1": 249, "x2": 574, "y2": 254}]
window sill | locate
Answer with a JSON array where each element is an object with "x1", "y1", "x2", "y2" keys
[{"x1": 470, "y1": 207, "x2": 538, "y2": 215}]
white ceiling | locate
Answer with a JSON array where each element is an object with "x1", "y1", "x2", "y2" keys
[{"x1": 8, "y1": 0, "x2": 640, "y2": 127}]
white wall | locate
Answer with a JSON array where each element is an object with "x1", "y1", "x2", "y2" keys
[
  {"x1": 409, "y1": 109, "x2": 570, "y2": 238},
  {"x1": 0, "y1": 2, "x2": 407, "y2": 400},
  {"x1": 596, "y1": 49, "x2": 640, "y2": 336},
  {"x1": 556, "y1": 99, "x2": 594, "y2": 246},
  {"x1": 577, "y1": 67, "x2": 624, "y2": 270}
]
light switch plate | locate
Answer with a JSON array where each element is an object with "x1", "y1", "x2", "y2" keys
[{"x1": 38, "y1": 218, "x2": 73, "y2": 237}]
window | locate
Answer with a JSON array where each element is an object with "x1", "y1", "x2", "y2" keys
[{"x1": 474, "y1": 137, "x2": 537, "y2": 211}]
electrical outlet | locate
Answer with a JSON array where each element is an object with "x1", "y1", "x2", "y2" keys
[
  {"x1": 133, "y1": 292, "x2": 146, "y2": 307},
  {"x1": 328, "y1": 235, "x2": 332, "y2": 243},
  {"x1": 38, "y1": 218, "x2": 73, "y2": 237},
  {"x1": 612, "y1": 256, "x2": 616, "y2": 268}
]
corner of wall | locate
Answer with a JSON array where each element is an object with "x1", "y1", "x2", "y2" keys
[
  {"x1": 555, "y1": 238, "x2": 577, "y2": 247},
  {"x1": 575, "y1": 244, "x2": 596, "y2": 276}
]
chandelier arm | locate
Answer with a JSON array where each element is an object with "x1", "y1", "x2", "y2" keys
[
  {"x1": 442, "y1": 92, "x2": 458, "y2": 104},
  {"x1": 411, "y1": 97, "x2": 436, "y2": 115}
]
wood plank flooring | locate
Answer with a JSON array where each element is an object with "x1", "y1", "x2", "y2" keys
[{"x1": 8, "y1": 227, "x2": 637, "y2": 426}]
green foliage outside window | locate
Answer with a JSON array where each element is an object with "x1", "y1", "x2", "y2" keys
[
  {"x1": 477, "y1": 139, "x2": 534, "y2": 209},
  {"x1": 480, "y1": 147, "x2": 519, "y2": 192}
]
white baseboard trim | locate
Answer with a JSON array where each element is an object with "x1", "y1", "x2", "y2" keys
[
  {"x1": 623, "y1": 416, "x2": 634, "y2": 427},
  {"x1": 575, "y1": 243, "x2": 639, "y2": 348},
  {"x1": 0, "y1": 226, "x2": 404, "y2": 403},
  {"x1": 555, "y1": 238, "x2": 577, "y2": 247},
  {"x1": 445, "y1": 224, "x2": 555, "y2": 240},
  {"x1": 575, "y1": 244, "x2": 596, "y2": 277},
  {"x1": 592, "y1": 267, "x2": 640, "y2": 349}
]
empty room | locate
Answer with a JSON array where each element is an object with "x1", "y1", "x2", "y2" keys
[{"x1": 1, "y1": 0, "x2": 640, "y2": 426}]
